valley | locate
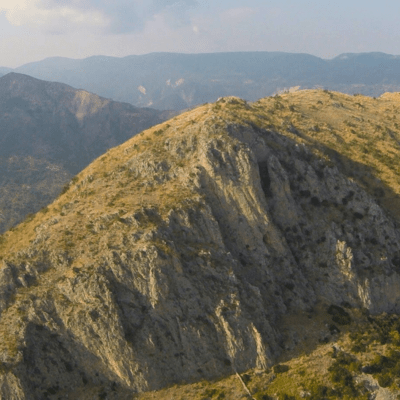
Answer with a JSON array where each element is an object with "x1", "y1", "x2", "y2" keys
[{"x1": 0, "y1": 73, "x2": 173, "y2": 233}]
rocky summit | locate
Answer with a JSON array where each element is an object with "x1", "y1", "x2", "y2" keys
[{"x1": 1, "y1": 90, "x2": 400, "y2": 398}]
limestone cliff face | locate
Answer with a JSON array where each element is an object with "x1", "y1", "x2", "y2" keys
[{"x1": 1, "y1": 94, "x2": 400, "y2": 398}]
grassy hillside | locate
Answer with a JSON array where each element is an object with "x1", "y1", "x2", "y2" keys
[{"x1": 253, "y1": 90, "x2": 400, "y2": 219}]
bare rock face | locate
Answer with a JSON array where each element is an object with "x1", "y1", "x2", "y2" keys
[{"x1": 1, "y1": 95, "x2": 400, "y2": 398}]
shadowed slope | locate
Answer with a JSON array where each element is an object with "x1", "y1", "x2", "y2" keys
[{"x1": 0, "y1": 73, "x2": 172, "y2": 233}]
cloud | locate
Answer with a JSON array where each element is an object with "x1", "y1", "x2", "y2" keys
[
  {"x1": 0, "y1": 0, "x2": 109, "y2": 33},
  {"x1": 0, "y1": 0, "x2": 198, "y2": 34},
  {"x1": 220, "y1": 7, "x2": 256, "y2": 22}
]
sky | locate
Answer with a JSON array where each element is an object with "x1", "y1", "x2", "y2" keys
[{"x1": 1, "y1": 0, "x2": 400, "y2": 68}]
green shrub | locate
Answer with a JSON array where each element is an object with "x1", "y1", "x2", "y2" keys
[
  {"x1": 359, "y1": 350, "x2": 400, "y2": 388},
  {"x1": 24, "y1": 213, "x2": 35, "y2": 223},
  {"x1": 202, "y1": 388, "x2": 225, "y2": 399},
  {"x1": 0, "y1": 362, "x2": 9, "y2": 374},
  {"x1": 369, "y1": 354, "x2": 396, "y2": 374},
  {"x1": 278, "y1": 394, "x2": 295, "y2": 400},
  {"x1": 351, "y1": 342, "x2": 367, "y2": 353},
  {"x1": 390, "y1": 330, "x2": 400, "y2": 346},
  {"x1": 327, "y1": 305, "x2": 351, "y2": 325},
  {"x1": 327, "y1": 351, "x2": 361, "y2": 397},
  {"x1": 273, "y1": 364, "x2": 289, "y2": 374},
  {"x1": 60, "y1": 183, "x2": 70, "y2": 195},
  {"x1": 241, "y1": 373, "x2": 251, "y2": 384},
  {"x1": 307, "y1": 384, "x2": 339, "y2": 400},
  {"x1": 328, "y1": 365, "x2": 354, "y2": 390},
  {"x1": 202, "y1": 388, "x2": 218, "y2": 397},
  {"x1": 331, "y1": 350, "x2": 355, "y2": 366},
  {"x1": 254, "y1": 392, "x2": 272, "y2": 400},
  {"x1": 377, "y1": 373, "x2": 392, "y2": 387},
  {"x1": 328, "y1": 324, "x2": 340, "y2": 335}
]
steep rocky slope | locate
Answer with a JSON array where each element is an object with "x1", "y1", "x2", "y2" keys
[
  {"x1": 0, "y1": 73, "x2": 172, "y2": 233},
  {"x1": 1, "y1": 91, "x2": 400, "y2": 398}
]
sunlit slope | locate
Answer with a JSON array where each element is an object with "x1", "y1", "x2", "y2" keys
[
  {"x1": 1, "y1": 90, "x2": 400, "y2": 398},
  {"x1": 254, "y1": 90, "x2": 400, "y2": 218},
  {"x1": 4, "y1": 88, "x2": 400, "y2": 256}
]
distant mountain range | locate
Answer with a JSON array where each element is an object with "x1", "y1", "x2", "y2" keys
[
  {"x1": 0, "y1": 72, "x2": 172, "y2": 232},
  {"x1": 0, "y1": 67, "x2": 12, "y2": 76},
  {"x1": 1, "y1": 51, "x2": 400, "y2": 110}
]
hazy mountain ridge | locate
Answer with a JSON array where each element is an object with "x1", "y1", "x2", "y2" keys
[
  {"x1": 0, "y1": 72, "x2": 172, "y2": 233},
  {"x1": 0, "y1": 67, "x2": 12, "y2": 77},
  {"x1": 3, "y1": 51, "x2": 400, "y2": 110},
  {"x1": 1, "y1": 90, "x2": 400, "y2": 398}
]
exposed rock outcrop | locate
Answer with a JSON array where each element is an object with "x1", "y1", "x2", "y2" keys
[{"x1": 1, "y1": 93, "x2": 400, "y2": 398}]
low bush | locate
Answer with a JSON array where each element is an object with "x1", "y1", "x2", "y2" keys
[
  {"x1": 377, "y1": 373, "x2": 392, "y2": 387},
  {"x1": 307, "y1": 383, "x2": 339, "y2": 400},
  {"x1": 328, "y1": 364, "x2": 356, "y2": 395},
  {"x1": 277, "y1": 394, "x2": 295, "y2": 400},
  {"x1": 254, "y1": 392, "x2": 272, "y2": 400},
  {"x1": 351, "y1": 342, "x2": 367, "y2": 353},
  {"x1": 327, "y1": 305, "x2": 351, "y2": 325},
  {"x1": 273, "y1": 364, "x2": 289, "y2": 374}
]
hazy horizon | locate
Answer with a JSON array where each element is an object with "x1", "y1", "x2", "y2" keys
[
  {"x1": 2, "y1": 49, "x2": 400, "y2": 70},
  {"x1": 1, "y1": 0, "x2": 400, "y2": 68}
]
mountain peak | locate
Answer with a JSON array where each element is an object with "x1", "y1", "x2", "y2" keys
[{"x1": 2, "y1": 89, "x2": 400, "y2": 398}]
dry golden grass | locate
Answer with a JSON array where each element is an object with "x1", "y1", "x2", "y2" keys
[
  {"x1": 0, "y1": 103, "x2": 212, "y2": 261},
  {"x1": 253, "y1": 90, "x2": 400, "y2": 218}
]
